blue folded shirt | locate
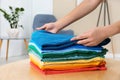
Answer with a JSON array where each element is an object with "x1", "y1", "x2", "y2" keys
[
  {"x1": 30, "y1": 30, "x2": 110, "y2": 50},
  {"x1": 29, "y1": 42, "x2": 103, "y2": 53}
]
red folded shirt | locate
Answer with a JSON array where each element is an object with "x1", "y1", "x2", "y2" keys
[{"x1": 30, "y1": 62, "x2": 107, "y2": 75}]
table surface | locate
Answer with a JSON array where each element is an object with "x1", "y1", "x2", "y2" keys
[{"x1": 0, "y1": 58, "x2": 120, "y2": 80}]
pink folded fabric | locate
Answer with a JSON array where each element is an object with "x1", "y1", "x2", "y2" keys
[{"x1": 30, "y1": 62, "x2": 107, "y2": 75}]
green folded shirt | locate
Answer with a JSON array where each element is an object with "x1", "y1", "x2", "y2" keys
[{"x1": 28, "y1": 45, "x2": 107, "y2": 58}]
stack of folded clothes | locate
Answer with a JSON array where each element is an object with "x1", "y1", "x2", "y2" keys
[{"x1": 28, "y1": 30, "x2": 110, "y2": 75}]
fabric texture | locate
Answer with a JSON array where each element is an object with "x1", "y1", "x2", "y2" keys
[
  {"x1": 28, "y1": 42, "x2": 104, "y2": 53},
  {"x1": 29, "y1": 53, "x2": 106, "y2": 70},
  {"x1": 28, "y1": 45, "x2": 107, "y2": 58},
  {"x1": 30, "y1": 62, "x2": 107, "y2": 75},
  {"x1": 29, "y1": 30, "x2": 109, "y2": 74},
  {"x1": 30, "y1": 30, "x2": 110, "y2": 50},
  {"x1": 29, "y1": 51, "x2": 105, "y2": 62}
]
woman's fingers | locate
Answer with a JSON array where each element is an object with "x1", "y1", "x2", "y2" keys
[
  {"x1": 76, "y1": 38, "x2": 91, "y2": 45},
  {"x1": 36, "y1": 25, "x2": 46, "y2": 30},
  {"x1": 71, "y1": 34, "x2": 88, "y2": 41},
  {"x1": 84, "y1": 42, "x2": 96, "y2": 46}
]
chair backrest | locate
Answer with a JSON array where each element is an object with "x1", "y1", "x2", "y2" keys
[
  {"x1": 32, "y1": 14, "x2": 57, "y2": 31},
  {"x1": 32, "y1": 14, "x2": 74, "y2": 35}
]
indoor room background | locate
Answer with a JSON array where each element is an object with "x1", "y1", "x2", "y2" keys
[{"x1": 0, "y1": 0, "x2": 120, "y2": 59}]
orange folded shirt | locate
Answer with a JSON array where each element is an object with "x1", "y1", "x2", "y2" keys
[
  {"x1": 30, "y1": 62, "x2": 107, "y2": 75},
  {"x1": 29, "y1": 54, "x2": 106, "y2": 70}
]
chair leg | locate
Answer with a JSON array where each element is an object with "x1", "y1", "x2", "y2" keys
[
  {"x1": 6, "y1": 40, "x2": 10, "y2": 61},
  {"x1": 0, "y1": 39, "x2": 3, "y2": 55},
  {"x1": 0, "y1": 39, "x2": 3, "y2": 49},
  {"x1": 24, "y1": 39, "x2": 28, "y2": 49}
]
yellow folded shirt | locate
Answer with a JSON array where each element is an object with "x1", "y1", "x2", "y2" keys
[{"x1": 29, "y1": 54, "x2": 106, "y2": 70}]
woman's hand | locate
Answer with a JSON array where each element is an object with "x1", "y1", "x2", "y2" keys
[
  {"x1": 36, "y1": 22, "x2": 59, "y2": 33},
  {"x1": 71, "y1": 27, "x2": 108, "y2": 46}
]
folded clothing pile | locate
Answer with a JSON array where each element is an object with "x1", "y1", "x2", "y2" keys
[{"x1": 28, "y1": 30, "x2": 110, "y2": 75}]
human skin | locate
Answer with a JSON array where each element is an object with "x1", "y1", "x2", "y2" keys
[
  {"x1": 37, "y1": 0, "x2": 120, "y2": 46},
  {"x1": 37, "y1": 0, "x2": 103, "y2": 33}
]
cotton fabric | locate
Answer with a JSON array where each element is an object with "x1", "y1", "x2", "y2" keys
[{"x1": 28, "y1": 30, "x2": 109, "y2": 74}]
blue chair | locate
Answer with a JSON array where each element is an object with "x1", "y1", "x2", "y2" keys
[
  {"x1": 32, "y1": 14, "x2": 74, "y2": 35},
  {"x1": 32, "y1": 14, "x2": 57, "y2": 31}
]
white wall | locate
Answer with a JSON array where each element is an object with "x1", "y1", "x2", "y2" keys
[
  {"x1": 0, "y1": 0, "x2": 53, "y2": 58},
  {"x1": 32, "y1": 0, "x2": 53, "y2": 16}
]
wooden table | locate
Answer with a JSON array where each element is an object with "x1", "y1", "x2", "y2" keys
[
  {"x1": 0, "y1": 38, "x2": 29, "y2": 60},
  {"x1": 0, "y1": 58, "x2": 120, "y2": 80}
]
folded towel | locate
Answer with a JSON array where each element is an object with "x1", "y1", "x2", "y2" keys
[
  {"x1": 30, "y1": 62, "x2": 107, "y2": 75},
  {"x1": 30, "y1": 30, "x2": 75, "y2": 50},
  {"x1": 29, "y1": 51, "x2": 105, "y2": 62},
  {"x1": 29, "y1": 46, "x2": 107, "y2": 58},
  {"x1": 29, "y1": 53, "x2": 106, "y2": 70},
  {"x1": 29, "y1": 30, "x2": 108, "y2": 75},
  {"x1": 28, "y1": 42, "x2": 104, "y2": 53},
  {"x1": 30, "y1": 30, "x2": 110, "y2": 50}
]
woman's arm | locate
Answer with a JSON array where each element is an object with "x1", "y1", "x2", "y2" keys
[
  {"x1": 55, "y1": 0, "x2": 103, "y2": 31},
  {"x1": 105, "y1": 21, "x2": 120, "y2": 37},
  {"x1": 37, "y1": 0, "x2": 103, "y2": 33},
  {"x1": 71, "y1": 21, "x2": 120, "y2": 46}
]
